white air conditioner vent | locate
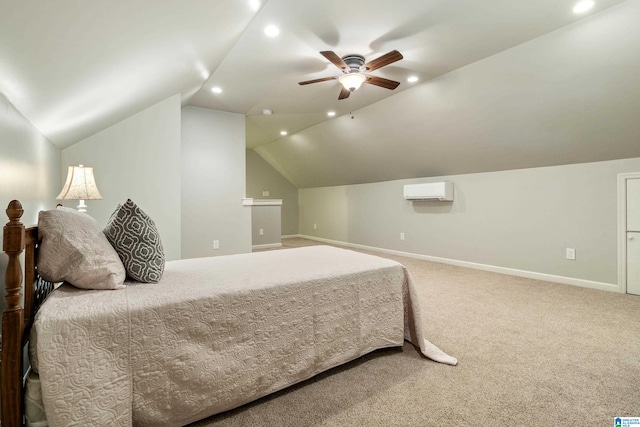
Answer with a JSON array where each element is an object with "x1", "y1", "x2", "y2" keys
[{"x1": 403, "y1": 181, "x2": 454, "y2": 201}]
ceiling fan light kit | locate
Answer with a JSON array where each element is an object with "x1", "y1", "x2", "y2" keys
[
  {"x1": 339, "y1": 73, "x2": 367, "y2": 91},
  {"x1": 299, "y1": 50, "x2": 404, "y2": 100}
]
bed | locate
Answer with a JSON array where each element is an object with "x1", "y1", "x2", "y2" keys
[{"x1": 1, "y1": 199, "x2": 456, "y2": 427}]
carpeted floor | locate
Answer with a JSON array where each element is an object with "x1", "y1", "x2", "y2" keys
[{"x1": 190, "y1": 238, "x2": 640, "y2": 426}]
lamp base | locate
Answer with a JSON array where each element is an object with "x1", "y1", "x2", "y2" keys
[{"x1": 76, "y1": 200, "x2": 88, "y2": 213}]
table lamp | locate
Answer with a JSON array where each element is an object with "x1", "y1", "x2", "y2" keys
[{"x1": 56, "y1": 165, "x2": 103, "y2": 213}]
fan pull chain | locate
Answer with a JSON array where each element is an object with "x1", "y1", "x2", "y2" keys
[{"x1": 348, "y1": 95, "x2": 355, "y2": 119}]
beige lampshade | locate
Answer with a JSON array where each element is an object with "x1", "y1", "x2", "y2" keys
[{"x1": 56, "y1": 165, "x2": 103, "y2": 201}]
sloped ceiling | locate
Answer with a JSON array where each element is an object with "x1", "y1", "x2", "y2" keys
[
  {"x1": 1, "y1": 0, "x2": 638, "y2": 189},
  {"x1": 256, "y1": 0, "x2": 640, "y2": 187},
  {"x1": 0, "y1": 0, "x2": 257, "y2": 146}
]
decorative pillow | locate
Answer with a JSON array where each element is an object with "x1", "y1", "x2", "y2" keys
[
  {"x1": 38, "y1": 207, "x2": 126, "y2": 290},
  {"x1": 104, "y1": 199, "x2": 165, "y2": 283}
]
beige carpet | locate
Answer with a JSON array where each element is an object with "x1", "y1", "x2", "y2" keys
[{"x1": 190, "y1": 238, "x2": 640, "y2": 426}]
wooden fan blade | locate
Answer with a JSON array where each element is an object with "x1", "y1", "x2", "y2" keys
[
  {"x1": 363, "y1": 50, "x2": 403, "y2": 72},
  {"x1": 338, "y1": 86, "x2": 351, "y2": 100},
  {"x1": 365, "y1": 75, "x2": 400, "y2": 90},
  {"x1": 298, "y1": 76, "x2": 338, "y2": 85},
  {"x1": 320, "y1": 51, "x2": 348, "y2": 70}
]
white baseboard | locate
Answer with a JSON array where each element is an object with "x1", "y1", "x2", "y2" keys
[
  {"x1": 298, "y1": 234, "x2": 620, "y2": 293},
  {"x1": 281, "y1": 234, "x2": 302, "y2": 239},
  {"x1": 252, "y1": 243, "x2": 283, "y2": 250}
]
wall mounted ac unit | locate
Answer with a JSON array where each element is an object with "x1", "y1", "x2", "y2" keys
[{"x1": 403, "y1": 181, "x2": 454, "y2": 201}]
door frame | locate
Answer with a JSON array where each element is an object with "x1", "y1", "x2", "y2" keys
[{"x1": 617, "y1": 172, "x2": 640, "y2": 294}]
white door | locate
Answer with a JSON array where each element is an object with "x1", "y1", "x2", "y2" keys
[{"x1": 627, "y1": 178, "x2": 640, "y2": 295}]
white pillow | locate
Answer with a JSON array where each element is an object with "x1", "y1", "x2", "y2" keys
[{"x1": 38, "y1": 207, "x2": 126, "y2": 290}]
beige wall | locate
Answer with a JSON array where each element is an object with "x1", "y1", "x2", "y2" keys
[
  {"x1": 0, "y1": 94, "x2": 61, "y2": 223},
  {"x1": 300, "y1": 158, "x2": 640, "y2": 287},
  {"x1": 0, "y1": 94, "x2": 61, "y2": 316},
  {"x1": 249, "y1": 205, "x2": 282, "y2": 247},
  {"x1": 181, "y1": 107, "x2": 251, "y2": 258},
  {"x1": 62, "y1": 95, "x2": 182, "y2": 260},
  {"x1": 246, "y1": 149, "x2": 299, "y2": 235},
  {"x1": 62, "y1": 100, "x2": 253, "y2": 261}
]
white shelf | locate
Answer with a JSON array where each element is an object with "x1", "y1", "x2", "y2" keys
[{"x1": 242, "y1": 198, "x2": 283, "y2": 206}]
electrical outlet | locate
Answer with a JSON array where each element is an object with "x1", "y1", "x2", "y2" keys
[
  {"x1": 566, "y1": 248, "x2": 575, "y2": 260},
  {"x1": 400, "y1": 232, "x2": 405, "y2": 241},
  {"x1": 313, "y1": 223, "x2": 317, "y2": 230},
  {"x1": 259, "y1": 228, "x2": 264, "y2": 236},
  {"x1": 213, "y1": 240, "x2": 219, "y2": 250},
  {"x1": 262, "y1": 190, "x2": 270, "y2": 197}
]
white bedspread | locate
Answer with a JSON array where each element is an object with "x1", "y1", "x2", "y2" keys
[{"x1": 33, "y1": 246, "x2": 456, "y2": 427}]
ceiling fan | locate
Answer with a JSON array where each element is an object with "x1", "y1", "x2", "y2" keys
[{"x1": 298, "y1": 50, "x2": 403, "y2": 100}]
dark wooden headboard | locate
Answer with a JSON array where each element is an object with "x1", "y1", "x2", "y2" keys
[{"x1": 1, "y1": 200, "x2": 56, "y2": 427}]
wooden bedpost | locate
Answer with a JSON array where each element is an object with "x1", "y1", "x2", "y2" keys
[{"x1": 2, "y1": 200, "x2": 26, "y2": 427}]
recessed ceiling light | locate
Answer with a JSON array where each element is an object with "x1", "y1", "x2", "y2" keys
[
  {"x1": 327, "y1": 111, "x2": 336, "y2": 117},
  {"x1": 211, "y1": 87, "x2": 222, "y2": 94},
  {"x1": 249, "y1": 0, "x2": 260, "y2": 11},
  {"x1": 407, "y1": 76, "x2": 419, "y2": 83},
  {"x1": 280, "y1": 130, "x2": 287, "y2": 136},
  {"x1": 262, "y1": 109, "x2": 273, "y2": 115},
  {"x1": 264, "y1": 25, "x2": 280, "y2": 37},
  {"x1": 573, "y1": 0, "x2": 595, "y2": 14}
]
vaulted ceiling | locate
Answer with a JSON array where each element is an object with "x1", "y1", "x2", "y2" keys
[{"x1": 1, "y1": 0, "x2": 639, "y2": 188}]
